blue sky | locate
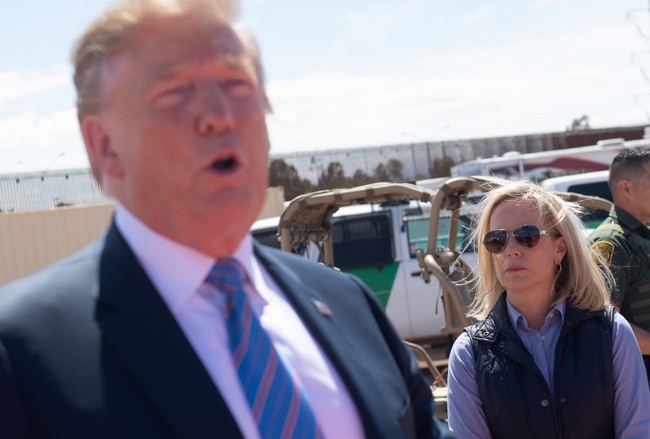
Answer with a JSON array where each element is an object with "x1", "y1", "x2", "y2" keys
[{"x1": 2, "y1": 0, "x2": 650, "y2": 172}]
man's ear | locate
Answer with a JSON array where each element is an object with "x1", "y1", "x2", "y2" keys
[
  {"x1": 618, "y1": 179, "x2": 632, "y2": 198},
  {"x1": 80, "y1": 116, "x2": 123, "y2": 178}
]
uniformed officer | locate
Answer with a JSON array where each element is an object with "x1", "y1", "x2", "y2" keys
[{"x1": 591, "y1": 148, "x2": 650, "y2": 385}]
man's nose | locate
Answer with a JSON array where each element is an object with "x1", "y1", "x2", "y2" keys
[{"x1": 195, "y1": 85, "x2": 235, "y2": 136}]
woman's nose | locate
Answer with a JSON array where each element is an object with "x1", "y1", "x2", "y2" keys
[{"x1": 503, "y1": 234, "x2": 522, "y2": 255}]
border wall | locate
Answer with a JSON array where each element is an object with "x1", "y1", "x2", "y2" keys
[
  {"x1": 0, "y1": 188, "x2": 285, "y2": 285},
  {"x1": 273, "y1": 125, "x2": 646, "y2": 183}
]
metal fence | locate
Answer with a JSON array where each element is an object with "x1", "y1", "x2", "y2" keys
[
  {"x1": 272, "y1": 125, "x2": 646, "y2": 185},
  {"x1": 0, "y1": 168, "x2": 111, "y2": 214},
  {"x1": 0, "y1": 125, "x2": 645, "y2": 213}
]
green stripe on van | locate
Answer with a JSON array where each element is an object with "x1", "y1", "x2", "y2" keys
[{"x1": 343, "y1": 263, "x2": 400, "y2": 308}]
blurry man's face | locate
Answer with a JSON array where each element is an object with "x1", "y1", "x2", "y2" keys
[{"x1": 89, "y1": 15, "x2": 270, "y2": 256}]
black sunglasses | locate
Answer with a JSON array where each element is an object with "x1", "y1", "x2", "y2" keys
[{"x1": 483, "y1": 224, "x2": 558, "y2": 254}]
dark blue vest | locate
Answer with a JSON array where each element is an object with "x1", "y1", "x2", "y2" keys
[{"x1": 466, "y1": 294, "x2": 615, "y2": 439}]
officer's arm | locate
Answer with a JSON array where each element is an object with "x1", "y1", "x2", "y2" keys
[
  {"x1": 600, "y1": 239, "x2": 650, "y2": 353},
  {"x1": 605, "y1": 240, "x2": 636, "y2": 308}
]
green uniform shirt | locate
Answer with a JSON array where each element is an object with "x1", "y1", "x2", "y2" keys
[{"x1": 590, "y1": 206, "x2": 650, "y2": 332}]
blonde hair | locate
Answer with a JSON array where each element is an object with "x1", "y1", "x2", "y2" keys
[
  {"x1": 72, "y1": 0, "x2": 242, "y2": 121},
  {"x1": 467, "y1": 179, "x2": 614, "y2": 320}
]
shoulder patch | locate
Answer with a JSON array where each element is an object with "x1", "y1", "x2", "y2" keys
[
  {"x1": 592, "y1": 241, "x2": 615, "y2": 265},
  {"x1": 595, "y1": 223, "x2": 624, "y2": 234}
]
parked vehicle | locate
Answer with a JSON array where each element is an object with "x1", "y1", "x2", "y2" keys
[
  {"x1": 541, "y1": 170, "x2": 612, "y2": 229},
  {"x1": 251, "y1": 177, "x2": 612, "y2": 345},
  {"x1": 450, "y1": 137, "x2": 650, "y2": 181},
  {"x1": 252, "y1": 183, "x2": 468, "y2": 343},
  {"x1": 541, "y1": 170, "x2": 611, "y2": 200}
]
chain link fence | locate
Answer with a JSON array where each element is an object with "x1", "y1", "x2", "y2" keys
[
  {"x1": 0, "y1": 168, "x2": 111, "y2": 213},
  {"x1": 271, "y1": 125, "x2": 646, "y2": 199},
  {"x1": 1, "y1": 125, "x2": 645, "y2": 212}
]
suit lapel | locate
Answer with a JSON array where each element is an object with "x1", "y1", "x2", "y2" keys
[
  {"x1": 253, "y1": 244, "x2": 393, "y2": 437},
  {"x1": 96, "y1": 223, "x2": 242, "y2": 438}
]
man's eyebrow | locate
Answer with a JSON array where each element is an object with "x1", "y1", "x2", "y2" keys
[
  {"x1": 149, "y1": 54, "x2": 254, "y2": 82},
  {"x1": 217, "y1": 54, "x2": 257, "y2": 77}
]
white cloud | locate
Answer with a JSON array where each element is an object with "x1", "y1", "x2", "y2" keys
[
  {"x1": 0, "y1": 65, "x2": 70, "y2": 108},
  {"x1": 0, "y1": 107, "x2": 87, "y2": 173},
  {"x1": 2, "y1": 4, "x2": 647, "y2": 173},
  {"x1": 265, "y1": 35, "x2": 649, "y2": 155},
  {"x1": 0, "y1": 107, "x2": 80, "y2": 148},
  {"x1": 261, "y1": 8, "x2": 650, "y2": 153}
]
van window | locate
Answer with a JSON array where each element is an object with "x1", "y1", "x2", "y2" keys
[
  {"x1": 405, "y1": 215, "x2": 473, "y2": 258},
  {"x1": 251, "y1": 227, "x2": 281, "y2": 249},
  {"x1": 565, "y1": 181, "x2": 611, "y2": 228},
  {"x1": 566, "y1": 181, "x2": 612, "y2": 202},
  {"x1": 331, "y1": 213, "x2": 394, "y2": 269},
  {"x1": 405, "y1": 217, "x2": 430, "y2": 256}
]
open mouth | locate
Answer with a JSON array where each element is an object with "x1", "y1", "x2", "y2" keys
[{"x1": 212, "y1": 156, "x2": 238, "y2": 172}]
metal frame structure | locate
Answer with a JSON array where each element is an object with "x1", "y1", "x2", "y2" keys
[
  {"x1": 278, "y1": 182, "x2": 436, "y2": 265},
  {"x1": 276, "y1": 176, "x2": 614, "y2": 421}
]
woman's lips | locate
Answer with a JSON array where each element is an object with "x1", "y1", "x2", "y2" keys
[{"x1": 505, "y1": 265, "x2": 526, "y2": 273}]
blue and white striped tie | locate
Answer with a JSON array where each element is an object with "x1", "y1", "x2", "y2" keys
[{"x1": 205, "y1": 258, "x2": 324, "y2": 439}]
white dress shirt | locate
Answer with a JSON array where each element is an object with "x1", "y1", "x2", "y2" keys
[{"x1": 115, "y1": 205, "x2": 363, "y2": 439}]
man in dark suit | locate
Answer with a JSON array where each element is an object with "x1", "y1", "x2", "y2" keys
[{"x1": 0, "y1": 0, "x2": 442, "y2": 437}]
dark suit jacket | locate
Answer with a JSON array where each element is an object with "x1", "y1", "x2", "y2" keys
[{"x1": 0, "y1": 222, "x2": 436, "y2": 438}]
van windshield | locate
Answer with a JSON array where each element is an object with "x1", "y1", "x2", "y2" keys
[{"x1": 405, "y1": 214, "x2": 473, "y2": 258}]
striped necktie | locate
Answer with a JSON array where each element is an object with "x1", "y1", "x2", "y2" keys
[{"x1": 204, "y1": 258, "x2": 323, "y2": 439}]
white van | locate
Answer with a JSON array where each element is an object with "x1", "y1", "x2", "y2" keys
[
  {"x1": 541, "y1": 170, "x2": 611, "y2": 200},
  {"x1": 252, "y1": 194, "x2": 477, "y2": 343},
  {"x1": 541, "y1": 170, "x2": 611, "y2": 229},
  {"x1": 450, "y1": 137, "x2": 650, "y2": 181},
  {"x1": 252, "y1": 175, "x2": 613, "y2": 343}
]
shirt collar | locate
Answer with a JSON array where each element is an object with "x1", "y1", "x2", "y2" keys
[
  {"x1": 612, "y1": 206, "x2": 650, "y2": 237},
  {"x1": 114, "y1": 204, "x2": 255, "y2": 312},
  {"x1": 505, "y1": 295, "x2": 566, "y2": 330}
]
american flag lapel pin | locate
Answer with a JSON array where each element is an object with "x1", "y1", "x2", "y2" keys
[{"x1": 311, "y1": 298, "x2": 333, "y2": 318}]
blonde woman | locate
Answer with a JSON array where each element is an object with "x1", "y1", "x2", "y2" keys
[{"x1": 447, "y1": 180, "x2": 650, "y2": 438}]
